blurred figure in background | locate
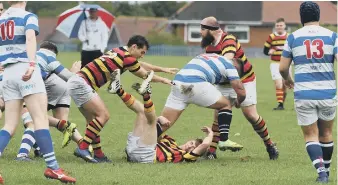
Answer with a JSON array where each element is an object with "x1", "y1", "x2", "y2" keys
[{"x1": 78, "y1": 7, "x2": 108, "y2": 68}]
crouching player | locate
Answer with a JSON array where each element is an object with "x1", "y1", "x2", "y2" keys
[{"x1": 109, "y1": 70, "x2": 213, "y2": 163}]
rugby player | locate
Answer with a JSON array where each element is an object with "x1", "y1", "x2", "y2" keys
[
  {"x1": 0, "y1": 1, "x2": 75, "y2": 183},
  {"x1": 280, "y1": 1, "x2": 337, "y2": 183}
]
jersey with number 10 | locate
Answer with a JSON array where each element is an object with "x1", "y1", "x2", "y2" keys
[
  {"x1": 282, "y1": 25, "x2": 337, "y2": 100},
  {"x1": 0, "y1": 7, "x2": 39, "y2": 66}
]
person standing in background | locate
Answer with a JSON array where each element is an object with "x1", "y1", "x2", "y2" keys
[{"x1": 78, "y1": 7, "x2": 109, "y2": 68}]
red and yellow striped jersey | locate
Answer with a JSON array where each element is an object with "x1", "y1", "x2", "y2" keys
[
  {"x1": 156, "y1": 135, "x2": 200, "y2": 163},
  {"x1": 78, "y1": 47, "x2": 140, "y2": 91},
  {"x1": 264, "y1": 32, "x2": 289, "y2": 62},
  {"x1": 205, "y1": 32, "x2": 255, "y2": 83}
]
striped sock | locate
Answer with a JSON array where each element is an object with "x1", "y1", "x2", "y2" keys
[
  {"x1": 0, "y1": 130, "x2": 11, "y2": 157},
  {"x1": 143, "y1": 94, "x2": 154, "y2": 112},
  {"x1": 117, "y1": 88, "x2": 135, "y2": 107},
  {"x1": 320, "y1": 141, "x2": 334, "y2": 176},
  {"x1": 209, "y1": 121, "x2": 220, "y2": 153},
  {"x1": 79, "y1": 119, "x2": 103, "y2": 150},
  {"x1": 56, "y1": 120, "x2": 69, "y2": 132},
  {"x1": 92, "y1": 135, "x2": 104, "y2": 158},
  {"x1": 306, "y1": 141, "x2": 327, "y2": 178},
  {"x1": 17, "y1": 128, "x2": 35, "y2": 157},
  {"x1": 218, "y1": 109, "x2": 232, "y2": 142},
  {"x1": 276, "y1": 88, "x2": 284, "y2": 104},
  {"x1": 251, "y1": 116, "x2": 272, "y2": 146},
  {"x1": 35, "y1": 129, "x2": 59, "y2": 170}
]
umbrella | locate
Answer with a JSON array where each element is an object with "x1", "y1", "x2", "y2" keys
[{"x1": 56, "y1": 4, "x2": 115, "y2": 38}]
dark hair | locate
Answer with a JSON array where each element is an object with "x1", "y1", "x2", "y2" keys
[
  {"x1": 195, "y1": 138, "x2": 203, "y2": 146},
  {"x1": 300, "y1": 1, "x2": 320, "y2": 25},
  {"x1": 40, "y1": 41, "x2": 58, "y2": 55},
  {"x1": 276, "y1": 18, "x2": 285, "y2": 23},
  {"x1": 127, "y1": 35, "x2": 150, "y2": 50}
]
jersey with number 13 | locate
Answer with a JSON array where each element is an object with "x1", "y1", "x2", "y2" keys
[{"x1": 282, "y1": 25, "x2": 337, "y2": 100}]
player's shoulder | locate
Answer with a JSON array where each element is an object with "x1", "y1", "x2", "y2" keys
[{"x1": 223, "y1": 33, "x2": 237, "y2": 41}]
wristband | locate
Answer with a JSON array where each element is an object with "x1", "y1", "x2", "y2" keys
[{"x1": 29, "y1": 62, "x2": 36, "y2": 67}]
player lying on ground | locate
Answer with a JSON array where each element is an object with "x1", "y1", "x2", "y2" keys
[
  {"x1": 69, "y1": 35, "x2": 176, "y2": 163},
  {"x1": 109, "y1": 70, "x2": 213, "y2": 163},
  {"x1": 263, "y1": 17, "x2": 290, "y2": 110},
  {"x1": 159, "y1": 54, "x2": 246, "y2": 156},
  {"x1": 198, "y1": 16, "x2": 279, "y2": 160},
  {"x1": 280, "y1": 1, "x2": 337, "y2": 183},
  {"x1": 0, "y1": 1, "x2": 75, "y2": 183}
]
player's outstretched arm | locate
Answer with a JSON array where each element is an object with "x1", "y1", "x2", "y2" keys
[
  {"x1": 139, "y1": 61, "x2": 179, "y2": 75},
  {"x1": 132, "y1": 67, "x2": 173, "y2": 85},
  {"x1": 190, "y1": 126, "x2": 213, "y2": 156}
]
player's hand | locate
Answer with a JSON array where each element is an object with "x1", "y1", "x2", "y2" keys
[
  {"x1": 234, "y1": 99, "x2": 241, "y2": 109},
  {"x1": 70, "y1": 61, "x2": 82, "y2": 73},
  {"x1": 284, "y1": 79, "x2": 294, "y2": 89},
  {"x1": 161, "y1": 78, "x2": 174, "y2": 86},
  {"x1": 157, "y1": 116, "x2": 171, "y2": 127},
  {"x1": 162, "y1": 68, "x2": 179, "y2": 75},
  {"x1": 201, "y1": 126, "x2": 213, "y2": 135},
  {"x1": 268, "y1": 49, "x2": 276, "y2": 55},
  {"x1": 22, "y1": 65, "x2": 35, "y2": 81}
]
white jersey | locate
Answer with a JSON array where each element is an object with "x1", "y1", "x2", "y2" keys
[
  {"x1": 36, "y1": 49, "x2": 65, "y2": 80},
  {"x1": 0, "y1": 7, "x2": 39, "y2": 65},
  {"x1": 282, "y1": 25, "x2": 337, "y2": 100},
  {"x1": 174, "y1": 54, "x2": 239, "y2": 84}
]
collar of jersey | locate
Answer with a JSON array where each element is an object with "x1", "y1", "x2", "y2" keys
[{"x1": 39, "y1": 48, "x2": 56, "y2": 58}]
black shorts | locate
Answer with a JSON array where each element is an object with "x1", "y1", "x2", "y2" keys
[{"x1": 81, "y1": 50, "x2": 103, "y2": 68}]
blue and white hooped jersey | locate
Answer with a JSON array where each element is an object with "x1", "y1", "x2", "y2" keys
[
  {"x1": 0, "y1": 7, "x2": 39, "y2": 66},
  {"x1": 36, "y1": 49, "x2": 64, "y2": 80},
  {"x1": 174, "y1": 54, "x2": 240, "y2": 84},
  {"x1": 282, "y1": 25, "x2": 337, "y2": 100}
]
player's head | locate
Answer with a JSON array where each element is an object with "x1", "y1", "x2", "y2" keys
[
  {"x1": 232, "y1": 58, "x2": 244, "y2": 77},
  {"x1": 40, "y1": 41, "x2": 59, "y2": 55},
  {"x1": 89, "y1": 7, "x2": 98, "y2": 19},
  {"x1": 200, "y1": 16, "x2": 221, "y2": 48},
  {"x1": 275, "y1": 18, "x2": 286, "y2": 34},
  {"x1": 127, "y1": 35, "x2": 150, "y2": 59},
  {"x1": 300, "y1": 1, "x2": 320, "y2": 26},
  {"x1": 0, "y1": 3, "x2": 4, "y2": 16},
  {"x1": 180, "y1": 138, "x2": 203, "y2": 153},
  {"x1": 8, "y1": 1, "x2": 26, "y2": 8}
]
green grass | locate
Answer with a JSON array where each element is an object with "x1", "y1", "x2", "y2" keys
[{"x1": 0, "y1": 53, "x2": 336, "y2": 185}]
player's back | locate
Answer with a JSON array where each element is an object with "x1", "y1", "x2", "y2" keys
[
  {"x1": 0, "y1": 7, "x2": 38, "y2": 65},
  {"x1": 287, "y1": 25, "x2": 336, "y2": 100},
  {"x1": 174, "y1": 53, "x2": 238, "y2": 85}
]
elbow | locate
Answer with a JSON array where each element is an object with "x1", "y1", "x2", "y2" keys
[{"x1": 263, "y1": 47, "x2": 269, "y2": 56}]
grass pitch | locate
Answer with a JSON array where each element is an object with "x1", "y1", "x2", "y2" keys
[{"x1": 0, "y1": 53, "x2": 336, "y2": 185}]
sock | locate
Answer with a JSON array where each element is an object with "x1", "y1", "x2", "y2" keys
[
  {"x1": 35, "y1": 129, "x2": 59, "y2": 170},
  {"x1": 306, "y1": 141, "x2": 327, "y2": 177},
  {"x1": 251, "y1": 116, "x2": 272, "y2": 146},
  {"x1": 217, "y1": 109, "x2": 232, "y2": 142},
  {"x1": 276, "y1": 88, "x2": 284, "y2": 104},
  {"x1": 0, "y1": 130, "x2": 11, "y2": 157},
  {"x1": 209, "y1": 121, "x2": 220, "y2": 153},
  {"x1": 17, "y1": 128, "x2": 35, "y2": 157},
  {"x1": 320, "y1": 141, "x2": 334, "y2": 176},
  {"x1": 56, "y1": 120, "x2": 69, "y2": 132},
  {"x1": 143, "y1": 94, "x2": 154, "y2": 113},
  {"x1": 79, "y1": 119, "x2": 103, "y2": 150},
  {"x1": 92, "y1": 135, "x2": 104, "y2": 158},
  {"x1": 33, "y1": 143, "x2": 40, "y2": 151},
  {"x1": 117, "y1": 88, "x2": 135, "y2": 107}
]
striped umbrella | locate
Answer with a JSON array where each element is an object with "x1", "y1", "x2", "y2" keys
[{"x1": 56, "y1": 4, "x2": 115, "y2": 38}]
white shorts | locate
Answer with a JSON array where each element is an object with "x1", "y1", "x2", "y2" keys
[
  {"x1": 270, "y1": 63, "x2": 293, "y2": 80},
  {"x1": 126, "y1": 132, "x2": 156, "y2": 163},
  {"x1": 164, "y1": 81, "x2": 223, "y2": 111},
  {"x1": 215, "y1": 79, "x2": 257, "y2": 107},
  {"x1": 45, "y1": 73, "x2": 71, "y2": 109},
  {"x1": 2, "y1": 63, "x2": 46, "y2": 101},
  {"x1": 67, "y1": 74, "x2": 97, "y2": 107},
  {"x1": 295, "y1": 99, "x2": 336, "y2": 126}
]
